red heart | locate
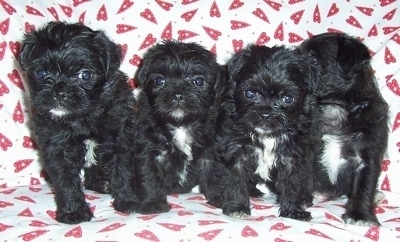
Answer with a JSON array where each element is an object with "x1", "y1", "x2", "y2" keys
[
  {"x1": 116, "y1": 24, "x2": 137, "y2": 34},
  {"x1": 365, "y1": 226, "x2": 380, "y2": 241},
  {"x1": 18, "y1": 207, "x2": 33, "y2": 217},
  {"x1": 8, "y1": 69, "x2": 25, "y2": 91},
  {"x1": 253, "y1": 8, "x2": 269, "y2": 23},
  {"x1": 252, "y1": 204, "x2": 273, "y2": 210},
  {"x1": 29, "y1": 220, "x2": 50, "y2": 227},
  {"x1": 161, "y1": 22, "x2": 172, "y2": 40},
  {"x1": 0, "y1": 133, "x2": 12, "y2": 151},
  {"x1": 13, "y1": 100, "x2": 24, "y2": 123},
  {"x1": 29, "y1": 186, "x2": 42, "y2": 192},
  {"x1": 383, "y1": 8, "x2": 396, "y2": 20},
  {"x1": 202, "y1": 26, "x2": 221, "y2": 40},
  {"x1": 368, "y1": 25, "x2": 378, "y2": 37},
  {"x1": 177, "y1": 30, "x2": 198, "y2": 41},
  {"x1": 24, "y1": 22, "x2": 36, "y2": 34},
  {"x1": 256, "y1": 32, "x2": 270, "y2": 45},
  {"x1": 138, "y1": 34, "x2": 157, "y2": 50},
  {"x1": 289, "y1": 32, "x2": 304, "y2": 43},
  {"x1": 129, "y1": 54, "x2": 142, "y2": 67},
  {"x1": 156, "y1": 0, "x2": 173, "y2": 11},
  {"x1": 274, "y1": 22, "x2": 284, "y2": 41},
  {"x1": 0, "y1": 200, "x2": 14, "y2": 208},
  {"x1": 384, "y1": 47, "x2": 396, "y2": 64},
  {"x1": 182, "y1": 0, "x2": 199, "y2": 5},
  {"x1": 177, "y1": 211, "x2": 193, "y2": 216},
  {"x1": 380, "y1": 0, "x2": 396, "y2": 6},
  {"x1": 137, "y1": 214, "x2": 158, "y2": 220},
  {"x1": 157, "y1": 223, "x2": 186, "y2": 231},
  {"x1": 26, "y1": 6, "x2": 44, "y2": 17},
  {"x1": 197, "y1": 229, "x2": 223, "y2": 240},
  {"x1": 241, "y1": 225, "x2": 258, "y2": 237},
  {"x1": 15, "y1": 196, "x2": 36, "y2": 204},
  {"x1": 230, "y1": 20, "x2": 250, "y2": 30},
  {"x1": 380, "y1": 175, "x2": 391, "y2": 191},
  {"x1": 134, "y1": 230, "x2": 160, "y2": 241},
  {"x1": 30, "y1": 177, "x2": 41, "y2": 186},
  {"x1": 14, "y1": 159, "x2": 33, "y2": 173},
  {"x1": 118, "y1": 43, "x2": 128, "y2": 62},
  {"x1": 1, "y1": 188, "x2": 16, "y2": 194},
  {"x1": 382, "y1": 159, "x2": 391, "y2": 171},
  {"x1": 9, "y1": 41, "x2": 21, "y2": 59},
  {"x1": 229, "y1": 0, "x2": 244, "y2": 10},
  {"x1": 210, "y1": 1, "x2": 221, "y2": 17},
  {"x1": 290, "y1": 9, "x2": 304, "y2": 24},
  {"x1": 0, "y1": 0, "x2": 16, "y2": 15},
  {"x1": 325, "y1": 212, "x2": 342, "y2": 222},
  {"x1": 289, "y1": 0, "x2": 304, "y2": 4},
  {"x1": 305, "y1": 229, "x2": 332, "y2": 240},
  {"x1": 65, "y1": 226, "x2": 82, "y2": 238},
  {"x1": 313, "y1": 4, "x2": 321, "y2": 23},
  {"x1": 327, "y1": 3, "x2": 339, "y2": 17},
  {"x1": 0, "y1": 18, "x2": 10, "y2": 35},
  {"x1": 181, "y1": 9, "x2": 198, "y2": 22},
  {"x1": 0, "y1": 79, "x2": 10, "y2": 95},
  {"x1": 98, "y1": 223, "x2": 126, "y2": 232},
  {"x1": 356, "y1": 6, "x2": 374, "y2": 16},
  {"x1": 117, "y1": 0, "x2": 134, "y2": 14},
  {"x1": 97, "y1": 4, "x2": 108, "y2": 21},
  {"x1": 79, "y1": 11, "x2": 86, "y2": 24},
  {"x1": 47, "y1": 7, "x2": 59, "y2": 21},
  {"x1": 140, "y1": 8, "x2": 157, "y2": 24},
  {"x1": 265, "y1": 0, "x2": 282, "y2": 11},
  {"x1": 383, "y1": 26, "x2": 400, "y2": 35},
  {"x1": 232, "y1": 39, "x2": 244, "y2": 53},
  {"x1": 0, "y1": 41, "x2": 6, "y2": 60},
  {"x1": 73, "y1": 0, "x2": 91, "y2": 7},
  {"x1": 269, "y1": 222, "x2": 291, "y2": 231},
  {"x1": 18, "y1": 230, "x2": 49, "y2": 241},
  {"x1": 198, "y1": 220, "x2": 226, "y2": 225},
  {"x1": 59, "y1": 4, "x2": 73, "y2": 17},
  {"x1": 346, "y1": 16, "x2": 363, "y2": 29},
  {"x1": 0, "y1": 223, "x2": 13, "y2": 232}
]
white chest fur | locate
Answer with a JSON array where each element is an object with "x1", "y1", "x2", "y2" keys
[
  {"x1": 254, "y1": 137, "x2": 276, "y2": 181},
  {"x1": 171, "y1": 126, "x2": 193, "y2": 185},
  {"x1": 320, "y1": 134, "x2": 348, "y2": 184}
]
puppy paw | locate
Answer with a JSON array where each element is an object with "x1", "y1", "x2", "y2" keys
[
  {"x1": 374, "y1": 190, "x2": 385, "y2": 205},
  {"x1": 56, "y1": 207, "x2": 93, "y2": 224},
  {"x1": 342, "y1": 213, "x2": 380, "y2": 227},
  {"x1": 85, "y1": 180, "x2": 110, "y2": 194},
  {"x1": 223, "y1": 206, "x2": 251, "y2": 219},
  {"x1": 137, "y1": 201, "x2": 171, "y2": 214},
  {"x1": 113, "y1": 199, "x2": 139, "y2": 214},
  {"x1": 280, "y1": 209, "x2": 312, "y2": 221}
]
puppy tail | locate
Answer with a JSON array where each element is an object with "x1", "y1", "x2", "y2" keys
[{"x1": 336, "y1": 35, "x2": 371, "y2": 73}]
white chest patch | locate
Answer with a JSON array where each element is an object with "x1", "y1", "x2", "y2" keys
[
  {"x1": 50, "y1": 108, "x2": 68, "y2": 118},
  {"x1": 320, "y1": 134, "x2": 347, "y2": 184},
  {"x1": 83, "y1": 139, "x2": 98, "y2": 168},
  {"x1": 254, "y1": 137, "x2": 276, "y2": 181},
  {"x1": 171, "y1": 126, "x2": 193, "y2": 185}
]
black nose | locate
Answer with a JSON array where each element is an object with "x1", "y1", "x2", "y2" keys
[
  {"x1": 53, "y1": 82, "x2": 68, "y2": 101},
  {"x1": 261, "y1": 113, "x2": 270, "y2": 120},
  {"x1": 173, "y1": 94, "x2": 184, "y2": 102}
]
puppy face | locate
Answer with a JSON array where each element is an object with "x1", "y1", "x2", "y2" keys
[
  {"x1": 136, "y1": 40, "x2": 223, "y2": 125},
  {"x1": 19, "y1": 21, "x2": 122, "y2": 119},
  {"x1": 228, "y1": 45, "x2": 315, "y2": 137}
]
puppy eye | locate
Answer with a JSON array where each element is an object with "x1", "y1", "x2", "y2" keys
[
  {"x1": 193, "y1": 77, "x2": 204, "y2": 86},
  {"x1": 78, "y1": 70, "x2": 92, "y2": 81},
  {"x1": 244, "y1": 90, "x2": 256, "y2": 99},
  {"x1": 282, "y1": 95, "x2": 294, "y2": 104},
  {"x1": 34, "y1": 70, "x2": 47, "y2": 80},
  {"x1": 155, "y1": 76, "x2": 166, "y2": 86}
]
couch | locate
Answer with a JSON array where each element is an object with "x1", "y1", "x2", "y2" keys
[{"x1": 1, "y1": 0, "x2": 400, "y2": 241}]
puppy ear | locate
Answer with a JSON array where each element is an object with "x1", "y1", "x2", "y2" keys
[
  {"x1": 18, "y1": 34, "x2": 37, "y2": 71},
  {"x1": 336, "y1": 35, "x2": 371, "y2": 73},
  {"x1": 92, "y1": 30, "x2": 122, "y2": 79}
]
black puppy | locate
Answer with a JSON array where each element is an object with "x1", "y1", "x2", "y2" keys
[
  {"x1": 215, "y1": 45, "x2": 317, "y2": 221},
  {"x1": 298, "y1": 33, "x2": 389, "y2": 226},
  {"x1": 134, "y1": 40, "x2": 250, "y2": 218},
  {"x1": 19, "y1": 22, "x2": 139, "y2": 224}
]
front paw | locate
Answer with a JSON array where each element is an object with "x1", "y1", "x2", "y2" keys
[
  {"x1": 137, "y1": 201, "x2": 171, "y2": 214},
  {"x1": 223, "y1": 205, "x2": 251, "y2": 219},
  {"x1": 56, "y1": 206, "x2": 93, "y2": 224},
  {"x1": 113, "y1": 198, "x2": 139, "y2": 214},
  {"x1": 280, "y1": 208, "x2": 312, "y2": 221},
  {"x1": 342, "y1": 212, "x2": 380, "y2": 226}
]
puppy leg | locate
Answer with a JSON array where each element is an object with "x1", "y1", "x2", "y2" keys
[
  {"x1": 200, "y1": 161, "x2": 251, "y2": 219},
  {"x1": 44, "y1": 151, "x2": 93, "y2": 224}
]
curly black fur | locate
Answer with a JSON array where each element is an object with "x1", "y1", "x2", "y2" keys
[
  {"x1": 19, "y1": 21, "x2": 139, "y2": 224},
  {"x1": 215, "y1": 45, "x2": 318, "y2": 221},
  {"x1": 133, "y1": 40, "x2": 250, "y2": 218},
  {"x1": 298, "y1": 32, "x2": 389, "y2": 226}
]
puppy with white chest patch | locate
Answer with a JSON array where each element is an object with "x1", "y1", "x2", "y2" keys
[
  {"x1": 134, "y1": 40, "x2": 250, "y2": 218},
  {"x1": 19, "y1": 22, "x2": 139, "y2": 224},
  {"x1": 215, "y1": 45, "x2": 318, "y2": 221},
  {"x1": 299, "y1": 33, "x2": 389, "y2": 226}
]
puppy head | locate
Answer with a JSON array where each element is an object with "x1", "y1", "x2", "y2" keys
[
  {"x1": 228, "y1": 45, "x2": 315, "y2": 137},
  {"x1": 299, "y1": 32, "x2": 372, "y2": 96},
  {"x1": 18, "y1": 21, "x2": 122, "y2": 119},
  {"x1": 136, "y1": 40, "x2": 224, "y2": 125}
]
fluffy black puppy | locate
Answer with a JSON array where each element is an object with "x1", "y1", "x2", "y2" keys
[
  {"x1": 19, "y1": 22, "x2": 139, "y2": 224},
  {"x1": 298, "y1": 33, "x2": 389, "y2": 226},
  {"x1": 134, "y1": 40, "x2": 250, "y2": 218},
  {"x1": 215, "y1": 45, "x2": 317, "y2": 221}
]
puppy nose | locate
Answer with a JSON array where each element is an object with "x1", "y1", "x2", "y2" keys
[
  {"x1": 53, "y1": 82, "x2": 68, "y2": 101},
  {"x1": 173, "y1": 94, "x2": 184, "y2": 102}
]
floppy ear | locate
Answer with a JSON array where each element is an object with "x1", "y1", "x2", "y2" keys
[
  {"x1": 92, "y1": 30, "x2": 122, "y2": 79},
  {"x1": 18, "y1": 34, "x2": 37, "y2": 71},
  {"x1": 336, "y1": 35, "x2": 371, "y2": 73},
  {"x1": 227, "y1": 49, "x2": 250, "y2": 82}
]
